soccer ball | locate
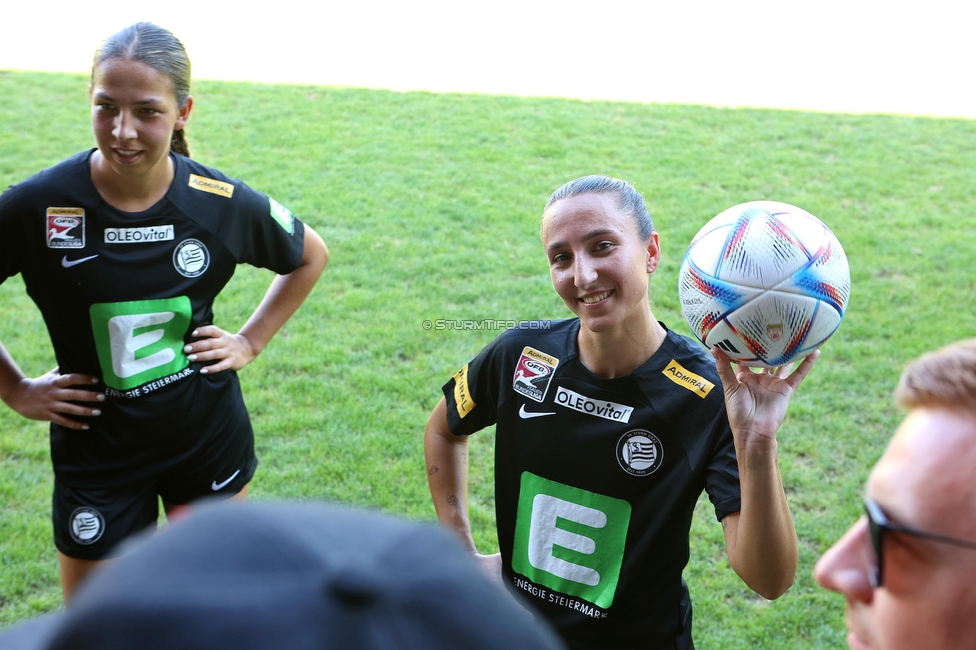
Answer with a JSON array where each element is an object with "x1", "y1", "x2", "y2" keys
[{"x1": 677, "y1": 201, "x2": 851, "y2": 368}]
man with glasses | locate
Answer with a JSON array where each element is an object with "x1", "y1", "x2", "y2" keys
[{"x1": 815, "y1": 338, "x2": 976, "y2": 650}]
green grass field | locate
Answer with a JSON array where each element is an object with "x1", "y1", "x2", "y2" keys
[{"x1": 2, "y1": 69, "x2": 975, "y2": 647}]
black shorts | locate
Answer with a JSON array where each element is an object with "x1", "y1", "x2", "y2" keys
[{"x1": 52, "y1": 423, "x2": 256, "y2": 561}]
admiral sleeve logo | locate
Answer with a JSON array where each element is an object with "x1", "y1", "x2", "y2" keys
[
  {"x1": 453, "y1": 364, "x2": 476, "y2": 418},
  {"x1": 662, "y1": 359, "x2": 714, "y2": 398},
  {"x1": 46, "y1": 208, "x2": 85, "y2": 249},
  {"x1": 513, "y1": 347, "x2": 559, "y2": 403},
  {"x1": 188, "y1": 174, "x2": 235, "y2": 198}
]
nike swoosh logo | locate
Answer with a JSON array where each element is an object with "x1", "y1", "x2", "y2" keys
[
  {"x1": 211, "y1": 469, "x2": 241, "y2": 491},
  {"x1": 519, "y1": 404, "x2": 556, "y2": 419},
  {"x1": 61, "y1": 254, "x2": 99, "y2": 268}
]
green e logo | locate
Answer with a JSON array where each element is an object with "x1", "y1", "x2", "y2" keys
[
  {"x1": 512, "y1": 472, "x2": 631, "y2": 609},
  {"x1": 89, "y1": 297, "x2": 192, "y2": 390}
]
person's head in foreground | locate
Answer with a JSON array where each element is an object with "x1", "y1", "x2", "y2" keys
[
  {"x1": 814, "y1": 338, "x2": 976, "y2": 650},
  {"x1": 0, "y1": 502, "x2": 565, "y2": 650}
]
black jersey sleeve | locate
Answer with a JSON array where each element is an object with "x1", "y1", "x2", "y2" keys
[
  {"x1": 0, "y1": 185, "x2": 27, "y2": 282},
  {"x1": 703, "y1": 413, "x2": 742, "y2": 521},
  {"x1": 441, "y1": 332, "x2": 513, "y2": 436},
  {"x1": 662, "y1": 329, "x2": 742, "y2": 521},
  {"x1": 441, "y1": 322, "x2": 575, "y2": 436},
  {"x1": 225, "y1": 181, "x2": 306, "y2": 275}
]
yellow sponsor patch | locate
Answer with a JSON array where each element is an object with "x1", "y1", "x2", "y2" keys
[
  {"x1": 522, "y1": 346, "x2": 558, "y2": 367},
  {"x1": 188, "y1": 174, "x2": 234, "y2": 198},
  {"x1": 662, "y1": 359, "x2": 714, "y2": 398},
  {"x1": 453, "y1": 364, "x2": 476, "y2": 418},
  {"x1": 47, "y1": 207, "x2": 84, "y2": 216}
]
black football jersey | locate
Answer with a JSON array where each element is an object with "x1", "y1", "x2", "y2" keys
[
  {"x1": 443, "y1": 319, "x2": 740, "y2": 649},
  {"x1": 0, "y1": 151, "x2": 305, "y2": 483}
]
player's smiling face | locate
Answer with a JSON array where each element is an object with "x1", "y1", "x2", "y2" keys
[
  {"x1": 542, "y1": 192, "x2": 660, "y2": 335},
  {"x1": 90, "y1": 58, "x2": 191, "y2": 181}
]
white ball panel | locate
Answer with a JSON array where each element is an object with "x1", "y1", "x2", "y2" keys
[
  {"x1": 717, "y1": 211, "x2": 810, "y2": 288},
  {"x1": 725, "y1": 292, "x2": 820, "y2": 365},
  {"x1": 810, "y1": 236, "x2": 852, "y2": 308},
  {"x1": 777, "y1": 212, "x2": 827, "y2": 254},
  {"x1": 686, "y1": 227, "x2": 731, "y2": 277},
  {"x1": 678, "y1": 259, "x2": 767, "y2": 341},
  {"x1": 801, "y1": 298, "x2": 844, "y2": 350}
]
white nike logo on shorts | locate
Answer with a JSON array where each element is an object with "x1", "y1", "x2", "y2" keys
[
  {"x1": 61, "y1": 254, "x2": 99, "y2": 268},
  {"x1": 519, "y1": 404, "x2": 556, "y2": 419},
  {"x1": 211, "y1": 469, "x2": 241, "y2": 491}
]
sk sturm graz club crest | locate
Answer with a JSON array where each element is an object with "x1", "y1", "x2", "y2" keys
[
  {"x1": 512, "y1": 346, "x2": 559, "y2": 403},
  {"x1": 173, "y1": 239, "x2": 210, "y2": 278},
  {"x1": 69, "y1": 507, "x2": 105, "y2": 545},
  {"x1": 616, "y1": 429, "x2": 664, "y2": 476}
]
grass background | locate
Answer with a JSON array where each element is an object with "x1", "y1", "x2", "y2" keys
[{"x1": 2, "y1": 69, "x2": 975, "y2": 647}]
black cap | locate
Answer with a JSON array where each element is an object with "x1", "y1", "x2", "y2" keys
[{"x1": 0, "y1": 501, "x2": 565, "y2": 650}]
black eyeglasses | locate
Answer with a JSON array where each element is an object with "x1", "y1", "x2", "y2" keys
[{"x1": 864, "y1": 497, "x2": 976, "y2": 587}]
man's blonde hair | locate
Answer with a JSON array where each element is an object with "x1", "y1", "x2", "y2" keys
[{"x1": 895, "y1": 339, "x2": 976, "y2": 414}]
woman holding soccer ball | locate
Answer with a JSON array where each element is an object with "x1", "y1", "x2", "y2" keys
[
  {"x1": 424, "y1": 175, "x2": 818, "y2": 649},
  {"x1": 0, "y1": 23, "x2": 327, "y2": 601}
]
